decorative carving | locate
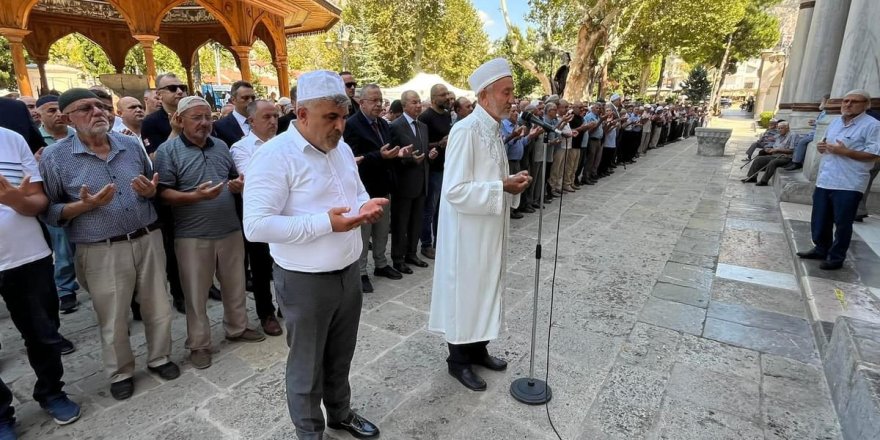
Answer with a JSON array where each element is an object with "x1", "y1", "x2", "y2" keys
[{"x1": 32, "y1": 0, "x2": 125, "y2": 21}]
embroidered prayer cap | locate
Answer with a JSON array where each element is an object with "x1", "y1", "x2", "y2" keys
[
  {"x1": 176, "y1": 96, "x2": 211, "y2": 115},
  {"x1": 296, "y1": 70, "x2": 346, "y2": 104},
  {"x1": 844, "y1": 89, "x2": 871, "y2": 101},
  {"x1": 468, "y1": 58, "x2": 512, "y2": 94}
]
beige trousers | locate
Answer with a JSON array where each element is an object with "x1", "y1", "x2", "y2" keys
[
  {"x1": 550, "y1": 148, "x2": 581, "y2": 189},
  {"x1": 75, "y1": 229, "x2": 172, "y2": 383},
  {"x1": 562, "y1": 149, "x2": 581, "y2": 188},
  {"x1": 549, "y1": 148, "x2": 567, "y2": 190},
  {"x1": 175, "y1": 231, "x2": 249, "y2": 351}
]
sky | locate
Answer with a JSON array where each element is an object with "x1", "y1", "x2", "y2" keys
[{"x1": 472, "y1": 0, "x2": 530, "y2": 42}]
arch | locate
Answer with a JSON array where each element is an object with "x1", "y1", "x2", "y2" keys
[
  {"x1": 47, "y1": 32, "x2": 116, "y2": 77},
  {"x1": 192, "y1": 39, "x2": 240, "y2": 86}
]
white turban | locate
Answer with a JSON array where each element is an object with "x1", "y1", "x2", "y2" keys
[
  {"x1": 296, "y1": 70, "x2": 346, "y2": 104},
  {"x1": 468, "y1": 58, "x2": 512, "y2": 94}
]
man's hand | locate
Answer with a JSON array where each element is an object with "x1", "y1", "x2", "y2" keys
[
  {"x1": 131, "y1": 172, "x2": 159, "y2": 198},
  {"x1": 360, "y1": 198, "x2": 390, "y2": 224},
  {"x1": 413, "y1": 151, "x2": 426, "y2": 164},
  {"x1": 79, "y1": 183, "x2": 116, "y2": 208},
  {"x1": 328, "y1": 207, "x2": 361, "y2": 232},
  {"x1": 429, "y1": 148, "x2": 439, "y2": 160},
  {"x1": 380, "y1": 144, "x2": 401, "y2": 160},
  {"x1": 195, "y1": 180, "x2": 224, "y2": 200},
  {"x1": 169, "y1": 112, "x2": 183, "y2": 137},
  {"x1": 398, "y1": 145, "x2": 414, "y2": 158},
  {"x1": 0, "y1": 175, "x2": 30, "y2": 206},
  {"x1": 228, "y1": 175, "x2": 245, "y2": 194},
  {"x1": 824, "y1": 140, "x2": 848, "y2": 156},
  {"x1": 438, "y1": 135, "x2": 449, "y2": 149},
  {"x1": 34, "y1": 147, "x2": 45, "y2": 162},
  {"x1": 502, "y1": 171, "x2": 531, "y2": 195},
  {"x1": 355, "y1": 156, "x2": 364, "y2": 165},
  {"x1": 817, "y1": 138, "x2": 829, "y2": 154},
  {"x1": 529, "y1": 126, "x2": 544, "y2": 139}
]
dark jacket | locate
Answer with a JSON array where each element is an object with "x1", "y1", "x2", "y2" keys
[
  {"x1": 343, "y1": 111, "x2": 392, "y2": 197},
  {"x1": 141, "y1": 107, "x2": 171, "y2": 154},
  {"x1": 277, "y1": 113, "x2": 296, "y2": 134},
  {"x1": 388, "y1": 115, "x2": 429, "y2": 198},
  {"x1": 212, "y1": 112, "x2": 246, "y2": 148},
  {"x1": 0, "y1": 98, "x2": 45, "y2": 153}
]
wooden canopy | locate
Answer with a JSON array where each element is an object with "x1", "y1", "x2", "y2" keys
[{"x1": 0, "y1": 0, "x2": 341, "y2": 97}]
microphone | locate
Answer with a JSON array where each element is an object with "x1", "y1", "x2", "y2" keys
[{"x1": 521, "y1": 111, "x2": 563, "y2": 135}]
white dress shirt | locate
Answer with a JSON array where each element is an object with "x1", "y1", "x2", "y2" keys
[
  {"x1": 243, "y1": 123, "x2": 370, "y2": 272},
  {"x1": 233, "y1": 110, "x2": 250, "y2": 136},
  {"x1": 817, "y1": 112, "x2": 880, "y2": 193},
  {"x1": 403, "y1": 113, "x2": 418, "y2": 137},
  {"x1": 230, "y1": 132, "x2": 266, "y2": 175}
]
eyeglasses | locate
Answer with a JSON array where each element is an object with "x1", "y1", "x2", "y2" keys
[
  {"x1": 182, "y1": 114, "x2": 213, "y2": 122},
  {"x1": 345, "y1": 82, "x2": 357, "y2": 89},
  {"x1": 160, "y1": 84, "x2": 188, "y2": 93},
  {"x1": 842, "y1": 99, "x2": 868, "y2": 104},
  {"x1": 67, "y1": 102, "x2": 112, "y2": 114}
]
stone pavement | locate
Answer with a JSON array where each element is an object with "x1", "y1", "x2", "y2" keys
[{"x1": 1, "y1": 111, "x2": 843, "y2": 439}]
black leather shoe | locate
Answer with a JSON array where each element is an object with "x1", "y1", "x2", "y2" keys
[
  {"x1": 855, "y1": 214, "x2": 868, "y2": 223},
  {"x1": 58, "y1": 336, "x2": 76, "y2": 355},
  {"x1": 361, "y1": 275, "x2": 374, "y2": 293},
  {"x1": 755, "y1": 181, "x2": 768, "y2": 186},
  {"x1": 328, "y1": 411, "x2": 380, "y2": 438},
  {"x1": 374, "y1": 265, "x2": 403, "y2": 279},
  {"x1": 820, "y1": 261, "x2": 844, "y2": 271},
  {"x1": 59, "y1": 294, "x2": 79, "y2": 314},
  {"x1": 393, "y1": 262, "x2": 413, "y2": 274},
  {"x1": 449, "y1": 367, "x2": 486, "y2": 391},
  {"x1": 208, "y1": 285, "x2": 222, "y2": 301},
  {"x1": 148, "y1": 361, "x2": 181, "y2": 380},
  {"x1": 510, "y1": 210, "x2": 524, "y2": 219},
  {"x1": 475, "y1": 355, "x2": 508, "y2": 371},
  {"x1": 110, "y1": 378, "x2": 134, "y2": 400},
  {"x1": 404, "y1": 256, "x2": 429, "y2": 268},
  {"x1": 519, "y1": 206, "x2": 536, "y2": 213},
  {"x1": 796, "y1": 249, "x2": 826, "y2": 260}
]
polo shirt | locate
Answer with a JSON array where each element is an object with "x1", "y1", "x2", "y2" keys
[
  {"x1": 154, "y1": 134, "x2": 241, "y2": 239},
  {"x1": 817, "y1": 113, "x2": 880, "y2": 193},
  {"x1": 39, "y1": 125, "x2": 75, "y2": 146}
]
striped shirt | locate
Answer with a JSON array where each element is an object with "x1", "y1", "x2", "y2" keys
[{"x1": 39, "y1": 131, "x2": 157, "y2": 244}]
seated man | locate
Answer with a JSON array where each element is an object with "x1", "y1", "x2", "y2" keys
[
  {"x1": 743, "y1": 121, "x2": 796, "y2": 186},
  {"x1": 744, "y1": 119, "x2": 780, "y2": 161},
  {"x1": 784, "y1": 95, "x2": 829, "y2": 171}
]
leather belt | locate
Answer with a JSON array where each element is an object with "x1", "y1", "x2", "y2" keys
[{"x1": 97, "y1": 223, "x2": 161, "y2": 244}]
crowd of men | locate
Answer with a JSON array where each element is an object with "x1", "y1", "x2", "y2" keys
[{"x1": 0, "y1": 67, "x2": 709, "y2": 438}]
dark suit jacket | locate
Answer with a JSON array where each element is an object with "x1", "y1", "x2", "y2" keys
[
  {"x1": 343, "y1": 111, "x2": 392, "y2": 197},
  {"x1": 212, "y1": 112, "x2": 246, "y2": 148},
  {"x1": 0, "y1": 98, "x2": 45, "y2": 153},
  {"x1": 141, "y1": 107, "x2": 171, "y2": 154},
  {"x1": 388, "y1": 116, "x2": 429, "y2": 198},
  {"x1": 277, "y1": 113, "x2": 296, "y2": 134}
]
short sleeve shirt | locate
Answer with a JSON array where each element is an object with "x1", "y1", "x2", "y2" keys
[
  {"x1": 0, "y1": 127, "x2": 51, "y2": 270},
  {"x1": 817, "y1": 113, "x2": 880, "y2": 193}
]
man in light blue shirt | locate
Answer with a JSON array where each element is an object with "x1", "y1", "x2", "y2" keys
[{"x1": 797, "y1": 90, "x2": 880, "y2": 270}]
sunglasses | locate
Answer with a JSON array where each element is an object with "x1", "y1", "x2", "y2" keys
[
  {"x1": 345, "y1": 82, "x2": 357, "y2": 89},
  {"x1": 160, "y1": 84, "x2": 188, "y2": 93}
]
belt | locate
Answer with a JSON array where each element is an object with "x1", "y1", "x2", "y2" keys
[
  {"x1": 280, "y1": 263, "x2": 352, "y2": 276},
  {"x1": 97, "y1": 223, "x2": 161, "y2": 244}
]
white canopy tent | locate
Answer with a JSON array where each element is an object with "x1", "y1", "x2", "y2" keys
[{"x1": 381, "y1": 72, "x2": 475, "y2": 102}]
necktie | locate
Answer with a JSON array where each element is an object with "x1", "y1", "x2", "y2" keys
[
  {"x1": 371, "y1": 121, "x2": 383, "y2": 143},
  {"x1": 412, "y1": 120, "x2": 419, "y2": 141}
]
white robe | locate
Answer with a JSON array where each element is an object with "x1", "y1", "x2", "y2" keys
[{"x1": 428, "y1": 105, "x2": 517, "y2": 344}]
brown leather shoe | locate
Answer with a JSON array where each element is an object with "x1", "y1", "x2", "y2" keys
[
  {"x1": 190, "y1": 349, "x2": 212, "y2": 369},
  {"x1": 421, "y1": 247, "x2": 435, "y2": 259},
  {"x1": 226, "y1": 328, "x2": 266, "y2": 343},
  {"x1": 261, "y1": 316, "x2": 283, "y2": 336}
]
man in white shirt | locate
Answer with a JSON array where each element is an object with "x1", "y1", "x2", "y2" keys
[
  {"x1": 243, "y1": 71, "x2": 386, "y2": 440},
  {"x1": 230, "y1": 99, "x2": 282, "y2": 336},
  {"x1": 0, "y1": 127, "x2": 82, "y2": 434},
  {"x1": 797, "y1": 90, "x2": 880, "y2": 270}
]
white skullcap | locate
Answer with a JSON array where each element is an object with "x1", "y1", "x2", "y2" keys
[
  {"x1": 610, "y1": 93, "x2": 621, "y2": 102},
  {"x1": 296, "y1": 70, "x2": 346, "y2": 104},
  {"x1": 844, "y1": 89, "x2": 871, "y2": 101},
  {"x1": 468, "y1": 58, "x2": 512, "y2": 94},
  {"x1": 278, "y1": 97, "x2": 291, "y2": 106},
  {"x1": 176, "y1": 96, "x2": 210, "y2": 114}
]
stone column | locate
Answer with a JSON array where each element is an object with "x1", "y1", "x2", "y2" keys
[
  {"x1": 230, "y1": 46, "x2": 252, "y2": 83},
  {"x1": 274, "y1": 55, "x2": 289, "y2": 97},
  {"x1": 776, "y1": 0, "x2": 816, "y2": 121},
  {"x1": 829, "y1": 0, "x2": 880, "y2": 107},
  {"x1": 0, "y1": 28, "x2": 33, "y2": 97},
  {"x1": 790, "y1": 0, "x2": 851, "y2": 131},
  {"x1": 133, "y1": 35, "x2": 160, "y2": 88}
]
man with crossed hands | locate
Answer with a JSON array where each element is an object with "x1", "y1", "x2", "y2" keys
[{"x1": 244, "y1": 70, "x2": 385, "y2": 439}]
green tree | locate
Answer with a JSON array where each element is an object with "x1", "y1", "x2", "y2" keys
[
  {"x1": 680, "y1": 65, "x2": 712, "y2": 102},
  {"x1": 48, "y1": 34, "x2": 115, "y2": 81},
  {"x1": 0, "y1": 37, "x2": 18, "y2": 91}
]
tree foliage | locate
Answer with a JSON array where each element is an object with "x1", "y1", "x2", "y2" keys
[
  {"x1": 0, "y1": 37, "x2": 19, "y2": 91},
  {"x1": 680, "y1": 66, "x2": 712, "y2": 102}
]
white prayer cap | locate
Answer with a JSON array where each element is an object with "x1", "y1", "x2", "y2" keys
[
  {"x1": 610, "y1": 93, "x2": 621, "y2": 102},
  {"x1": 468, "y1": 58, "x2": 512, "y2": 94},
  {"x1": 278, "y1": 97, "x2": 291, "y2": 106},
  {"x1": 176, "y1": 96, "x2": 210, "y2": 115},
  {"x1": 296, "y1": 70, "x2": 346, "y2": 104},
  {"x1": 844, "y1": 89, "x2": 871, "y2": 101}
]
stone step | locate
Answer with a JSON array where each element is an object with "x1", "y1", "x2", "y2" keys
[
  {"x1": 823, "y1": 317, "x2": 880, "y2": 440},
  {"x1": 772, "y1": 169, "x2": 880, "y2": 215}
]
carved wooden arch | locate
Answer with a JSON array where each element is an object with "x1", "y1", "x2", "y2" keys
[
  {"x1": 0, "y1": 0, "x2": 39, "y2": 29},
  {"x1": 149, "y1": 0, "x2": 241, "y2": 43},
  {"x1": 23, "y1": 11, "x2": 137, "y2": 72}
]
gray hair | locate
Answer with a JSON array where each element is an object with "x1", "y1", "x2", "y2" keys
[
  {"x1": 777, "y1": 121, "x2": 790, "y2": 127},
  {"x1": 545, "y1": 102, "x2": 557, "y2": 112},
  {"x1": 155, "y1": 73, "x2": 178, "y2": 87},
  {"x1": 360, "y1": 84, "x2": 381, "y2": 98},
  {"x1": 401, "y1": 90, "x2": 420, "y2": 102},
  {"x1": 246, "y1": 99, "x2": 275, "y2": 117},
  {"x1": 298, "y1": 94, "x2": 350, "y2": 110},
  {"x1": 845, "y1": 89, "x2": 872, "y2": 109},
  {"x1": 524, "y1": 104, "x2": 537, "y2": 113}
]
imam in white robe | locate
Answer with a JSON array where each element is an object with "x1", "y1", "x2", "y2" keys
[{"x1": 429, "y1": 104, "x2": 517, "y2": 344}]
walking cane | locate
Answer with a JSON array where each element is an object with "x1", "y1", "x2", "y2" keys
[{"x1": 741, "y1": 154, "x2": 785, "y2": 182}]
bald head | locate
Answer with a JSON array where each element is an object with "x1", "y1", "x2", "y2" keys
[
  {"x1": 430, "y1": 84, "x2": 449, "y2": 111},
  {"x1": 117, "y1": 96, "x2": 145, "y2": 131}
]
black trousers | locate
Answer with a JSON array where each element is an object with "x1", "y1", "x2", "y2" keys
[
  {"x1": 274, "y1": 263, "x2": 361, "y2": 440},
  {"x1": 155, "y1": 203, "x2": 184, "y2": 302},
  {"x1": 245, "y1": 240, "x2": 276, "y2": 319},
  {"x1": 391, "y1": 193, "x2": 426, "y2": 264},
  {"x1": 0, "y1": 256, "x2": 67, "y2": 423},
  {"x1": 621, "y1": 131, "x2": 641, "y2": 162},
  {"x1": 447, "y1": 341, "x2": 489, "y2": 371},
  {"x1": 598, "y1": 147, "x2": 616, "y2": 175}
]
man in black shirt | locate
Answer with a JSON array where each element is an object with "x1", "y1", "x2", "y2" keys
[
  {"x1": 340, "y1": 72, "x2": 360, "y2": 116},
  {"x1": 417, "y1": 84, "x2": 452, "y2": 259}
]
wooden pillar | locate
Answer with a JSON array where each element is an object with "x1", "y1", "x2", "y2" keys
[
  {"x1": 133, "y1": 35, "x2": 160, "y2": 88},
  {"x1": 186, "y1": 67, "x2": 196, "y2": 96},
  {"x1": 0, "y1": 28, "x2": 33, "y2": 97},
  {"x1": 274, "y1": 55, "x2": 289, "y2": 97},
  {"x1": 229, "y1": 45, "x2": 252, "y2": 82}
]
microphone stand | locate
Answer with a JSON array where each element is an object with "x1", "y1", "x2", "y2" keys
[{"x1": 510, "y1": 135, "x2": 552, "y2": 405}]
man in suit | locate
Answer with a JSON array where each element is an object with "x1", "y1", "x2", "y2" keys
[
  {"x1": 389, "y1": 90, "x2": 432, "y2": 274},
  {"x1": 213, "y1": 81, "x2": 255, "y2": 147},
  {"x1": 277, "y1": 86, "x2": 297, "y2": 134},
  {"x1": 343, "y1": 84, "x2": 408, "y2": 293}
]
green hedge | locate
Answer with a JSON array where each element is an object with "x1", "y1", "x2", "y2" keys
[{"x1": 758, "y1": 111, "x2": 775, "y2": 128}]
